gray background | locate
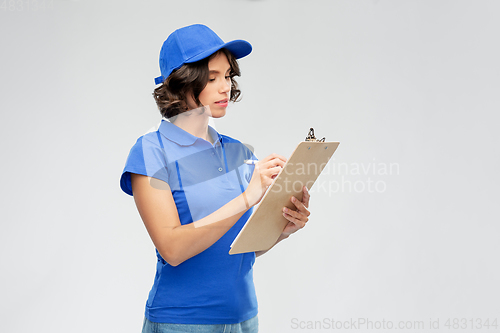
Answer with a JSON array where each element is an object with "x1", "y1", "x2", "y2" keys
[{"x1": 1, "y1": 0, "x2": 499, "y2": 332}]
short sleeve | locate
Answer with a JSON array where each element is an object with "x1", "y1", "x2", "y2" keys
[
  {"x1": 245, "y1": 149, "x2": 257, "y2": 184},
  {"x1": 120, "y1": 133, "x2": 170, "y2": 196}
]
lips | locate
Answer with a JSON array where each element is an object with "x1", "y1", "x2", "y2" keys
[{"x1": 215, "y1": 99, "x2": 229, "y2": 107}]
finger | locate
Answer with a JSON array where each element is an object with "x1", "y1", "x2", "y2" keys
[
  {"x1": 270, "y1": 153, "x2": 287, "y2": 162},
  {"x1": 282, "y1": 213, "x2": 306, "y2": 229},
  {"x1": 269, "y1": 165, "x2": 284, "y2": 177},
  {"x1": 257, "y1": 163, "x2": 284, "y2": 183},
  {"x1": 258, "y1": 167, "x2": 283, "y2": 187},
  {"x1": 302, "y1": 186, "x2": 310, "y2": 208},
  {"x1": 283, "y1": 206, "x2": 308, "y2": 222},
  {"x1": 272, "y1": 154, "x2": 287, "y2": 163},
  {"x1": 281, "y1": 221, "x2": 297, "y2": 236},
  {"x1": 282, "y1": 208, "x2": 307, "y2": 228},
  {"x1": 261, "y1": 157, "x2": 285, "y2": 169},
  {"x1": 263, "y1": 153, "x2": 287, "y2": 164},
  {"x1": 291, "y1": 196, "x2": 311, "y2": 217},
  {"x1": 254, "y1": 159, "x2": 284, "y2": 175},
  {"x1": 258, "y1": 165, "x2": 282, "y2": 183}
]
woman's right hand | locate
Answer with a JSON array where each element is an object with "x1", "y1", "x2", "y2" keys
[{"x1": 245, "y1": 153, "x2": 287, "y2": 207}]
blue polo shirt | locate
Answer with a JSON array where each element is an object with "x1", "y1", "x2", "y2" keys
[{"x1": 120, "y1": 119, "x2": 258, "y2": 324}]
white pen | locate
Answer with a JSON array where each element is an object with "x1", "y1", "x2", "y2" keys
[{"x1": 244, "y1": 159, "x2": 259, "y2": 165}]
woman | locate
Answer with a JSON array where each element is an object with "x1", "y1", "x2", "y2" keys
[{"x1": 120, "y1": 24, "x2": 311, "y2": 333}]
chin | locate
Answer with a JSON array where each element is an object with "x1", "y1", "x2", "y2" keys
[{"x1": 211, "y1": 110, "x2": 227, "y2": 118}]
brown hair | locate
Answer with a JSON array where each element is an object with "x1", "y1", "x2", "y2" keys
[{"x1": 153, "y1": 49, "x2": 242, "y2": 119}]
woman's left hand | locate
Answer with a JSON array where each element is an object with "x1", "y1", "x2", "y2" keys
[{"x1": 281, "y1": 186, "x2": 310, "y2": 237}]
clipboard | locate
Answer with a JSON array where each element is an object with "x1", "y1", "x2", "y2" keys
[{"x1": 229, "y1": 129, "x2": 340, "y2": 254}]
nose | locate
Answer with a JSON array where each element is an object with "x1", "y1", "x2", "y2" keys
[{"x1": 219, "y1": 78, "x2": 231, "y2": 94}]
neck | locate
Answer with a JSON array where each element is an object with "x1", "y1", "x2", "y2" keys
[{"x1": 171, "y1": 107, "x2": 213, "y2": 144}]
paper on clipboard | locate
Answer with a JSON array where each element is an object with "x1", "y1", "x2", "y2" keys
[{"x1": 229, "y1": 130, "x2": 340, "y2": 254}]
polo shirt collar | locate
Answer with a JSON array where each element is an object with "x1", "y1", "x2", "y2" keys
[{"x1": 158, "y1": 119, "x2": 222, "y2": 146}]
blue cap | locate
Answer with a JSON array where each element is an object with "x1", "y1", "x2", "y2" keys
[{"x1": 154, "y1": 24, "x2": 252, "y2": 85}]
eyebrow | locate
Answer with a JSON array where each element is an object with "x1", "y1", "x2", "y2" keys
[{"x1": 209, "y1": 68, "x2": 231, "y2": 74}]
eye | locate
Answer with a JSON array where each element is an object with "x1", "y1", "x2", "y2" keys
[{"x1": 208, "y1": 78, "x2": 216, "y2": 82}]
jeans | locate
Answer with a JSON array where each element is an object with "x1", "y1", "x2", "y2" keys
[{"x1": 142, "y1": 315, "x2": 258, "y2": 333}]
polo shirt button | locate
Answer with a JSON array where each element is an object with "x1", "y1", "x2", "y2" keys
[{"x1": 218, "y1": 167, "x2": 223, "y2": 172}]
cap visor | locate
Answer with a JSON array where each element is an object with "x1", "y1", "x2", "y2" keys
[{"x1": 186, "y1": 39, "x2": 252, "y2": 64}]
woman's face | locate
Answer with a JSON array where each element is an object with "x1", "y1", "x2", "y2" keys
[{"x1": 190, "y1": 52, "x2": 232, "y2": 118}]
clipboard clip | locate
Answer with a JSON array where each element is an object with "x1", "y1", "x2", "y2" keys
[{"x1": 305, "y1": 128, "x2": 325, "y2": 142}]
